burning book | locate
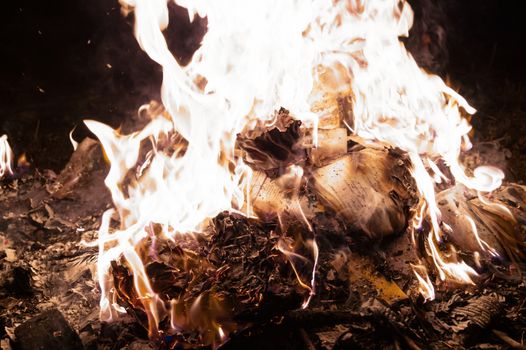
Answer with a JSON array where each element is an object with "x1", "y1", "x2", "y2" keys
[{"x1": 1, "y1": 0, "x2": 525, "y2": 349}]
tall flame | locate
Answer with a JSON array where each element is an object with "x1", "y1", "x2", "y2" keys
[
  {"x1": 84, "y1": 0, "x2": 508, "y2": 338},
  {"x1": 0, "y1": 135, "x2": 14, "y2": 179}
]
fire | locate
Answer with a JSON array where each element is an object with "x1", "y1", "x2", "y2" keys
[
  {"x1": 83, "y1": 0, "x2": 510, "y2": 343},
  {"x1": 0, "y1": 135, "x2": 14, "y2": 179}
]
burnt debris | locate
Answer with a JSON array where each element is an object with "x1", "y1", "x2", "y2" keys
[{"x1": 0, "y1": 138, "x2": 525, "y2": 349}]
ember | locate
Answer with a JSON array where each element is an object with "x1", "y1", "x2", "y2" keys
[{"x1": 1, "y1": 0, "x2": 526, "y2": 349}]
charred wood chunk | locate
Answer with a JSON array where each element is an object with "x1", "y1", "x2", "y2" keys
[{"x1": 14, "y1": 309, "x2": 84, "y2": 350}]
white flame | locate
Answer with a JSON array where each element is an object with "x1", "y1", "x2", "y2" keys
[
  {"x1": 69, "y1": 127, "x2": 79, "y2": 151},
  {"x1": 85, "y1": 0, "x2": 508, "y2": 336},
  {"x1": 0, "y1": 135, "x2": 14, "y2": 179}
]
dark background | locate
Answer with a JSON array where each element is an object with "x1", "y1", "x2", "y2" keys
[
  {"x1": 0, "y1": 0, "x2": 524, "y2": 173},
  {"x1": 0, "y1": 0, "x2": 206, "y2": 170}
]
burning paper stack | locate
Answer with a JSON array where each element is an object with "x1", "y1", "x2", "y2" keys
[{"x1": 74, "y1": 0, "x2": 525, "y2": 347}]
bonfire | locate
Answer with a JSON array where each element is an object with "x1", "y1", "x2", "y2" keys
[{"x1": 1, "y1": 1, "x2": 525, "y2": 349}]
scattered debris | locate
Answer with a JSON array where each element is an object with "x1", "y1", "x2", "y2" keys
[{"x1": 1, "y1": 132, "x2": 525, "y2": 349}]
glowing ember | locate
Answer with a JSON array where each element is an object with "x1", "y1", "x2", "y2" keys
[
  {"x1": 0, "y1": 135, "x2": 14, "y2": 179},
  {"x1": 83, "y1": 0, "x2": 510, "y2": 342}
]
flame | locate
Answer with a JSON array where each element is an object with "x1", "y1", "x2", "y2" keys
[
  {"x1": 412, "y1": 264, "x2": 435, "y2": 301},
  {"x1": 277, "y1": 235, "x2": 319, "y2": 309},
  {"x1": 0, "y1": 135, "x2": 14, "y2": 179},
  {"x1": 83, "y1": 0, "x2": 509, "y2": 341},
  {"x1": 69, "y1": 127, "x2": 79, "y2": 151},
  {"x1": 341, "y1": 0, "x2": 506, "y2": 294}
]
